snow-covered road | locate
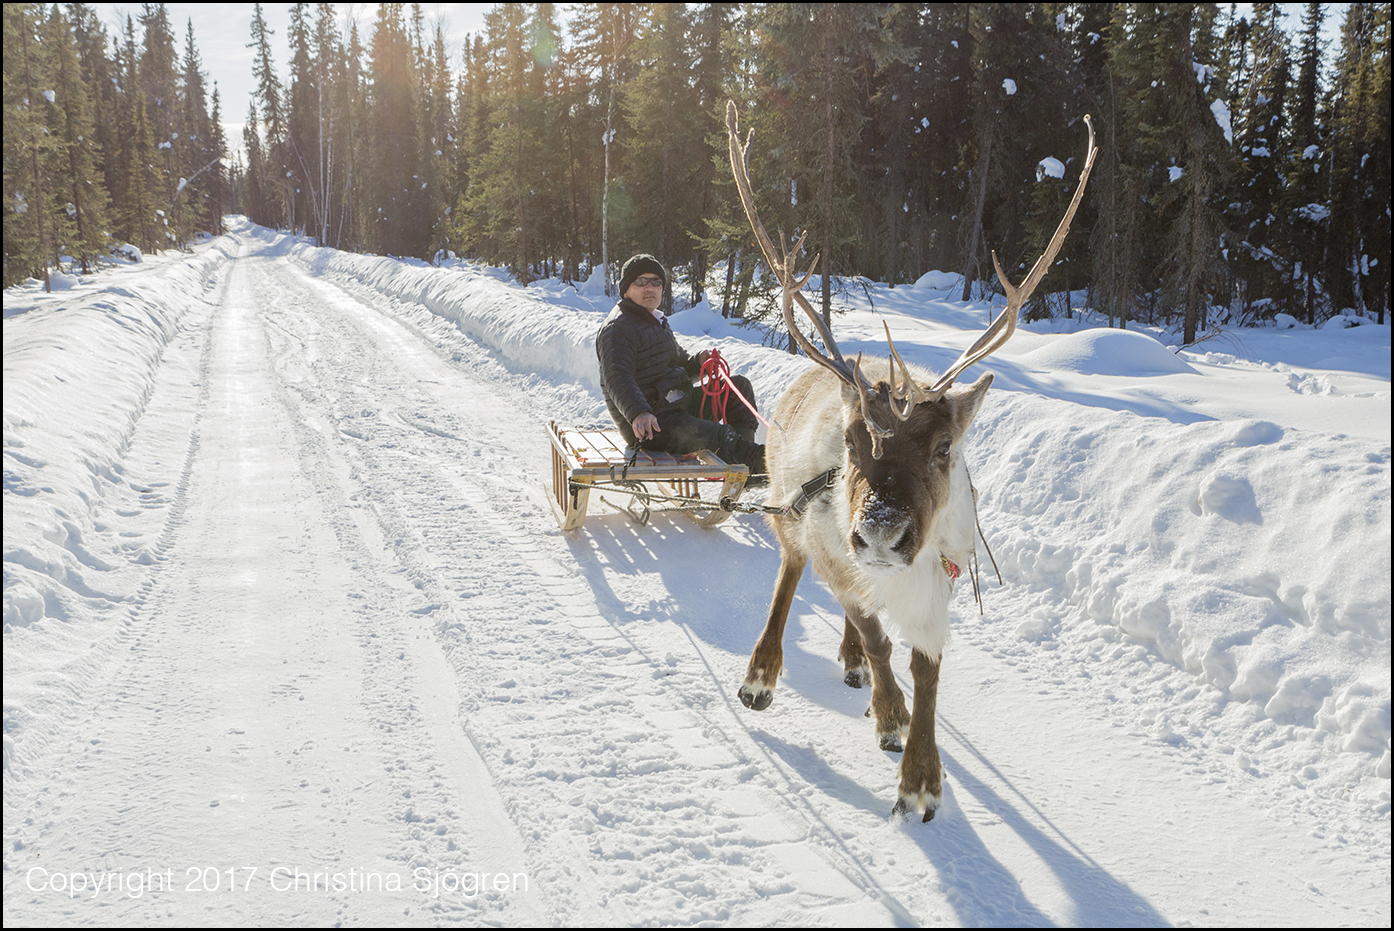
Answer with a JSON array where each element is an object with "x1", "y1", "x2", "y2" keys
[{"x1": 4, "y1": 228, "x2": 1388, "y2": 926}]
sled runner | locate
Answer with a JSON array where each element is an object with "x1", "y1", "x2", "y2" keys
[{"x1": 548, "y1": 421, "x2": 750, "y2": 531}]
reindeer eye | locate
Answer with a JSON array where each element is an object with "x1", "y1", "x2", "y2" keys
[{"x1": 937, "y1": 440, "x2": 952, "y2": 458}]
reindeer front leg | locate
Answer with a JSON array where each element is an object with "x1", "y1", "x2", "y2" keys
[
  {"x1": 892, "y1": 648, "x2": 945, "y2": 823},
  {"x1": 837, "y1": 616, "x2": 872, "y2": 688},
  {"x1": 738, "y1": 549, "x2": 807, "y2": 710},
  {"x1": 845, "y1": 607, "x2": 911, "y2": 752}
]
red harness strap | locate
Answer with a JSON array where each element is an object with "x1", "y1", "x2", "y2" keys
[
  {"x1": 699, "y1": 349, "x2": 779, "y2": 433},
  {"x1": 699, "y1": 350, "x2": 731, "y2": 424}
]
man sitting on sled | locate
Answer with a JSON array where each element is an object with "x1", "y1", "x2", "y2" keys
[{"x1": 596, "y1": 254, "x2": 766, "y2": 476}]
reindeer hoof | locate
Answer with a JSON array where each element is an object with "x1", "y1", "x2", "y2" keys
[
  {"x1": 890, "y1": 796, "x2": 938, "y2": 824},
  {"x1": 843, "y1": 666, "x2": 870, "y2": 688},
  {"x1": 878, "y1": 732, "x2": 904, "y2": 753},
  {"x1": 738, "y1": 684, "x2": 773, "y2": 711}
]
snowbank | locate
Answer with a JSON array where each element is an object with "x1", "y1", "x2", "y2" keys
[
  {"x1": 914, "y1": 269, "x2": 964, "y2": 292},
  {"x1": 260, "y1": 227, "x2": 609, "y2": 395},
  {"x1": 259, "y1": 224, "x2": 800, "y2": 414},
  {"x1": 4, "y1": 237, "x2": 237, "y2": 631},
  {"x1": 1020, "y1": 327, "x2": 1198, "y2": 375}
]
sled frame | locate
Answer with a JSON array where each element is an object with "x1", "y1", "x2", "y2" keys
[{"x1": 548, "y1": 421, "x2": 749, "y2": 531}]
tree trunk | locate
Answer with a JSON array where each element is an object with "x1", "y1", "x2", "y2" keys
[
  {"x1": 722, "y1": 249, "x2": 737, "y2": 317},
  {"x1": 602, "y1": 80, "x2": 614, "y2": 296},
  {"x1": 821, "y1": 27, "x2": 835, "y2": 329},
  {"x1": 959, "y1": 131, "x2": 993, "y2": 303}
]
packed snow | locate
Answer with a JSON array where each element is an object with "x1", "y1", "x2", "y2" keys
[{"x1": 3, "y1": 219, "x2": 1389, "y2": 926}]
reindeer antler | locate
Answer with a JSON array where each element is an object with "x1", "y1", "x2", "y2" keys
[
  {"x1": 726, "y1": 102, "x2": 1096, "y2": 452},
  {"x1": 725, "y1": 101, "x2": 896, "y2": 454},
  {"x1": 912, "y1": 115, "x2": 1099, "y2": 405}
]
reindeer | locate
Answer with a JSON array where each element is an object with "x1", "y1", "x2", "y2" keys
[{"x1": 726, "y1": 101, "x2": 1097, "y2": 822}]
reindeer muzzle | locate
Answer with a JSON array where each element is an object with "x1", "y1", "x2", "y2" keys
[{"x1": 850, "y1": 502, "x2": 920, "y2": 574}]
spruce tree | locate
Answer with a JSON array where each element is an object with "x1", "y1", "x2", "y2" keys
[
  {"x1": 570, "y1": 2, "x2": 642, "y2": 294},
  {"x1": 341, "y1": 18, "x2": 369, "y2": 250},
  {"x1": 366, "y1": 2, "x2": 426, "y2": 257},
  {"x1": 174, "y1": 19, "x2": 215, "y2": 244},
  {"x1": 243, "y1": 102, "x2": 267, "y2": 225},
  {"x1": 71, "y1": 4, "x2": 125, "y2": 240},
  {"x1": 207, "y1": 84, "x2": 227, "y2": 234},
  {"x1": 958, "y1": 3, "x2": 1016, "y2": 303},
  {"x1": 122, "y1": 75, "x2": 161, "y2": 252},
  {"x1": 1282, "y1": 2, "x2": 1328, "y2": 323},
  {"x1": 621, "y1": 1, "x2": 703, "y2": 307},
  {"x1": 249, "y1": 3, "x2": 288, "y2": 228},
  {"x1": 685, "y1": 1, "x2": 737, "y2": 304},
  {"x1": 1325, "y1": 2, "x2": 1390, "y2": 321},
  {"x1": 287, "y1": 2, "x2": 319, "y2": 237},
  {"x1": 861, "y1": 2, "x2": 938, "y2": 286},
  {"x1": 1091, "y1": 2, "x2": 1179, "y2": 329},
  {"x1": 1230, "y1": 2, "x2": 1290, "y2": 313},
  {"x1": 3, "y1": 2, "x2": 61, "y2": 287},
  {"x1": 551, "y1": 30, "x2": 595, "y2": 282},
  {"x1": 138, "y1": 1, "x2": 178, "y2": 243},
  {"x1": 450, "y1": 34, "x2": 490, "y2": 259},
  {"x1": 1158, "y1": 4, "x2": 1234, "y2": 342},
  {"x1": 466, "y1": 2, "x2": 531, "y2": 277},
  {"x1": 45, "y1": 4, "x2": 111, "y2": 273},
  {"x1": 423, "y1": 24, "x2": 455, "y2": 261},
  {"x1": 751, "y1": 3, "x2": 905, "y2": 324},
  {"x1": 1007, "y1": 4, "x2": 1083, "y2": 319}
]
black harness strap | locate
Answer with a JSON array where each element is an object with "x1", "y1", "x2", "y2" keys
[{"x1": 785, "y1": 466, "x2": 841, "y2": 517}]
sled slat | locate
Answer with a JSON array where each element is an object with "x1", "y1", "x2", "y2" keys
[{"x1": 547, "y1": 421, "x2": 749, "y2": 531}]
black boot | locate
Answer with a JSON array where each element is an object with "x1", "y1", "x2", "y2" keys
[
  {"x1": 714, "y1": 426, "x2": 764, "y2": 475},
  {"x1": 730, "y1": 437, "x2": 768, "y2": 487}
]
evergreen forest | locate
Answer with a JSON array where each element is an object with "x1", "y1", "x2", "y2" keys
[{"x1": 4, "y1": 3, "x2": 1390, "y2": 342}]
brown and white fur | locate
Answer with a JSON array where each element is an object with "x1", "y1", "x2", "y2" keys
[
  {"x1": 724, "y1": 98, "x2": 1095, "y2": 822},
  {"x1": 738, "y1": 359, "x2": 990, "y2": 822}
]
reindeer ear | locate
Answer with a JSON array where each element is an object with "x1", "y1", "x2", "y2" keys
[
  {"x1": 946, "y1": 373, "x2": 993, "y2": 438},
  {"x1": 839, "y1": 380, "x2": 863, "y2": 409}
]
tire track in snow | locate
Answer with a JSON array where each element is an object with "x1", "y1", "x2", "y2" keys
[
  {"x1": 239, "y1": 253, "x2": 549, "y2": 926},
  {"x1": 257, "y1": 242, "x2": 929, "y2": 924}
]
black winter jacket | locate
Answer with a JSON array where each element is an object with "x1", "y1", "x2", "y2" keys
[{"x1": 596, "y1": 298, "x2": 701, "y2": 444}]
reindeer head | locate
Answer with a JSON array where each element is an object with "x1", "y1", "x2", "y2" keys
[
  {"x1": 837, "y1": 372, "x2": 992, "y2": 574},
  {"x1": 725, "y1": 100, "x2": 1096, "y2": 572}
]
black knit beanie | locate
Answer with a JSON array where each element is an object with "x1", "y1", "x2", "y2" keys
[{"x1": 619, "y1": 254, "x2": 666, "y2": 296}]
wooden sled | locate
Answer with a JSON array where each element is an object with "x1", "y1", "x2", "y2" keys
[{"x1": 548, "y1": 421, "x2": 749, "y2": 531}]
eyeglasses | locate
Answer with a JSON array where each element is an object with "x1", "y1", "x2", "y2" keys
[{"x1": 633, "y1": 276, "x2": 664, "y2": 290}]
